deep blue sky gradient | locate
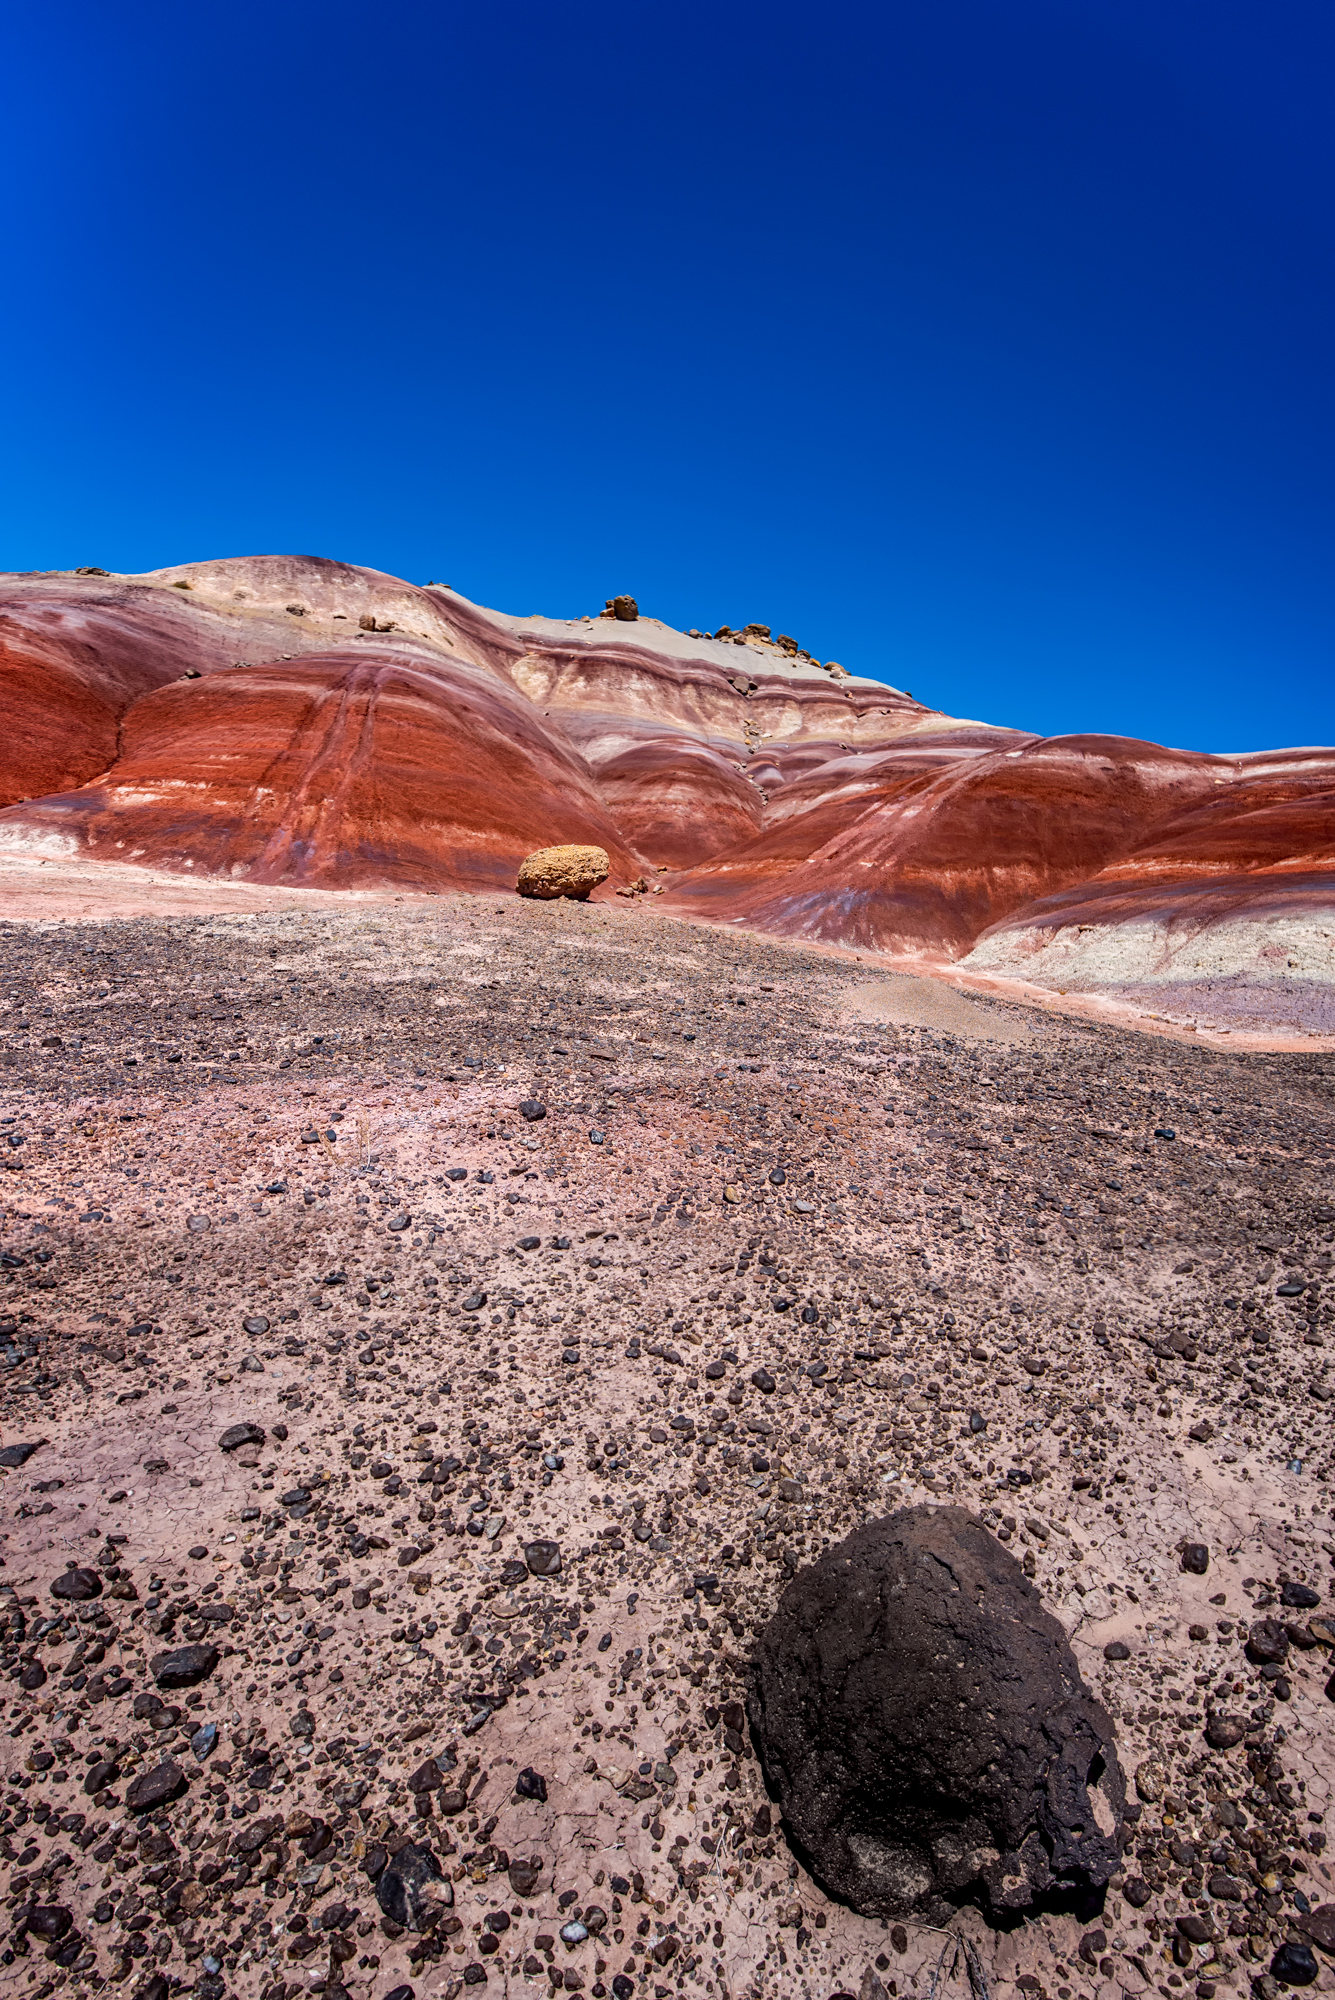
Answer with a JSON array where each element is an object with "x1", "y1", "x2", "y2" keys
[{"x1": 4, "y1": 1, "x2": 1333, "y2": 752}]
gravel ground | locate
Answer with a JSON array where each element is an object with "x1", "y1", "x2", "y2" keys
[{"x1": 0, "y1": 893, "x2": 1331, "y2": 2000}]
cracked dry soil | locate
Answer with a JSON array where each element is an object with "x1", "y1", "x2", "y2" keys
[{"x1": 0, "y1": 892, "x2": 1331, "y2": 2000}]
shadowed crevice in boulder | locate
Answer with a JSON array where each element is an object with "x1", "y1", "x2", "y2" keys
[{"x1": 748, "y1": 1504, "x2": 1126, "y2": 1925}]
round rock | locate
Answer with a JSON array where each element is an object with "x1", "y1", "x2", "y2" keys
[
  {"x1": 51, "y1": 1566, "x2": 102, "y2": 1602},
  {"x1": 524, "y1": 1539, "x2": 562, "y2": 1578},
  {"x1": 747, "y1": 1504, "x2": 1125, "y2": 1921},
  {"x1": 1271, "y1": 1941, "x2": 1319, "y2": 1987},
  {"x1": 25, "y1": 1906, "x2": 73, "y2": 1941},
  {"x1": 1246, "y1": 1617, "x2": 1289, "y2": 1665},
  {"x1": 516, "y1": 845, "x2": 610, "y2": 901}
]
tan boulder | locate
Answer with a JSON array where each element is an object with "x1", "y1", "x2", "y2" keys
[{"x1": 517, "y1": 844, "x2": 610, "y2": 900}]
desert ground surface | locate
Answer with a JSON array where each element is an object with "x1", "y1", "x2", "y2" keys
[{"x1": 0, "y1": 887, "x2": 1331, "y2": 2000}]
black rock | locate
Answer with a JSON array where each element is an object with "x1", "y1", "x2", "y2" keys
[
  {"x1": 1246, "y1": 1617, "x2": 1289, "y2": 1666},
  {"x1": 0, "y1": 1440, "x2": 46, "y2": 1468},
  {"x1": 84, "y1": 1757, "x2": 120, "y2": 1795},
  {"x1": 1281, "y1": 1580, "x2": 1321, "y2": 1609},
  {"x1": 515, "y1": 1766, "x2": 548, "y2": 1801},
  {"x1": 375, "y1": 1840, "x2": 453, "y2": 1931},
  {"x1": 517, "y1": 1236, "x2": 540, "y2": 1251},
  {"x1": 508, "y1": 1857, "x2": 543, "y2": 1898},
  {"x1": 751, "y1": 1367, "x2": 776, "y2": 1394},
  {"x1": 1296, "y1": 1904, "x2": 1335, "y2": 1953},
  {"x1": 126, "y1": 1759, "x2": 187, "y2": 1812},
  {"x1": 519, "y1": 1100, "x2": 547, "y2": 1122},
  {"x1": 1103, "y1": 1641, "x2": 1131, "y2": 1661},
  {"x1": 748, "y1": 1504, "x2": 1125, "y2": 1921},
  {"x1": 151, "y1": 1643, "x2": 219, "y2": 1688},
  {"x1": 525, "y1": 1539, "x2": 561, "y2": 1577},
  {"x1": 383, "y1": 1987, "x2": 416, "y2": 2000},
  {"x1": 1180, "y1": 1543, "x2": 1209, "y2": 1575},
  {"x1": 218, "y1": 1421, "x2": 265, "y2": 1452},
  {"x1": 1271, "y1": 1941, "x2": 1319, "y2": 1986},
  {"x1": 243, "y1": 1315, "x2": 270, "y2": 1335},
  {"x1": 138, "y1": 1976, "x2": 171, "y2": 2000},
  {"x1": 25, "y1": 1905, "x2": 73, "y2": 1940},
  {"x1": 52, "y1": 1566, "x2": 102, "y2": 1601},
  {"x1": 19, "y1": 1659, "x2": 47, "y2": 1690},
  {"x1": 461, "y1": 1290, "x2": 487, "y2": 1311}
]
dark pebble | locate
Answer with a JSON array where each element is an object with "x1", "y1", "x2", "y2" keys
[
  {"x1": 218, "y1": 1421, "x2": 266, "y2": 1452},
  {"x1": 1270, "y1": 1942, "x2": 1318, "y2": 1986},
  {"x1": 25, "y1": 1905, "x2": 73, "y2": 1940},
  {"x1": 125, "y1": 1759, "x2": 187, "y2": 1812},
  {"x1": 151, "y1": 1643, "x2": 219, "y2": 1689},
  {"x1": 51, "y1": 1566, "x2": 102, "y2": 1602},
  {"x1": 0, "y1": 1441, "x2": 45, "y2": 1468}
]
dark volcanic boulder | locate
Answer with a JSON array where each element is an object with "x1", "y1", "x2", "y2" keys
[{"x1": 748, "y1": 1505, "x2": 1126, "y2": 1922}]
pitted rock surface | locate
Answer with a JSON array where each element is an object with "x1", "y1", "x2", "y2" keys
[
  {"x1": 516, "y1": 844, "x2": 611, "y2": 901},
  {"x1": 748, "y1": 1504, "x2": 1126, "y2": 1920}
]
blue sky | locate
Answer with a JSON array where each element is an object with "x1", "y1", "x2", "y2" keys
[{"x1": 3, "y1": 1, "x2": 1332, "y2": 753}]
